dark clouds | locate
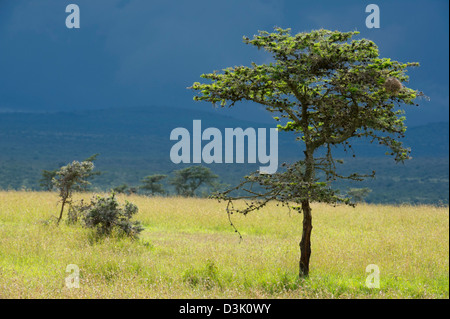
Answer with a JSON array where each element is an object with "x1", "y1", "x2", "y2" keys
[{"x1": 0, "y1": 0, "x2": 448, "y2": 125}]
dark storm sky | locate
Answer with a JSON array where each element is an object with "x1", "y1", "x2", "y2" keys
[{"x1": 0, "y1": 0, "x2": 448, "y2": 126}]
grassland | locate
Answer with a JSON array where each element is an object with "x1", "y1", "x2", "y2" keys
[{"x1": 0, "y1": 191, "x2": 448, "y2": 299}]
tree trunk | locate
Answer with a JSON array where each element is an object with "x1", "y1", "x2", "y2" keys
[
  {"x1": 57, "y1": 199, "x2": 66, "y2": 225},
  {"x1": 299, "y1": 199, "x2": 313, "y2": 277}
]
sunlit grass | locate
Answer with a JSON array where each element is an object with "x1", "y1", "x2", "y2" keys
[{"x1": 0, "y1": 191, "x2": 448, "y2": 298}]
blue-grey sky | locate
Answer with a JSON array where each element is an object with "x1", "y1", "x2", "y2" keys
[{"x1": 0, "y1": 0, "x2": 448, "y2": 126}]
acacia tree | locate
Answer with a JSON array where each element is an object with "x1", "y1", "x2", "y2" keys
[
  {"x1": 112, "y1": 184, "x2": 130, "y2": 194},
  {"x1": 40, "y1": 153, "x2": 100, "y2": 191},
  {"x1": 170, "y1": 166, "x2": 218, "y2": 197},
  {"x1": 140, "y1": 174, "x2": 167, "y2": 195},
  {"x1": 347, "y1": 187, "x2": 372, "y2": 203},
  {"x1": 190, "y1": 28, "x2": 423, "y2": 277},
  {"x1": 53, "y1": 160, "x2": 94, "y2": 225}
]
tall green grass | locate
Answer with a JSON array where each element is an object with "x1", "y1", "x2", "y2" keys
[{"x1": 0, "y1": 191, "x2": 448, "y2": 298}]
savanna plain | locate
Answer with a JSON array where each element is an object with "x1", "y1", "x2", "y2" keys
[{"x1": 0, "y1": 191, "x2": 448, "y2": 299}]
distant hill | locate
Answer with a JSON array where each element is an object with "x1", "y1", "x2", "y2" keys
[{"x1": 0, "y1": 106, "x2": 448, "y2": 204}]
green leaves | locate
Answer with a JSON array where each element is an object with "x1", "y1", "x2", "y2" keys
[
  {"x1": 140, "y1": 174, "x2": 167, "y2": 195},
  {"x1": 277, "y1": 121, "x2": 301, "y2": 132},
  {"x1": 169, "y1": 166, "x2": 218, "y2": 197},
  {"x1": 189, "y1": 27, "x2": 423, "y2": 210},
  {"x1": 83, "y1": 192, "x2": 144, "y2": 239},
  {"x1": 53, "y1": 160, "x2": 95, "y2": 224},
  {"x1": 53, "y1": 160, "x2": 94, "y2": 197}
]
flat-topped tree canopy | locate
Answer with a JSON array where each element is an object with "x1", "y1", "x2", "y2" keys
[
  {"x1": 190, "y1": 28, "x2": 424, "y2": 277},
  {"x1": 191, "y1": 28, "x2": 423, "y2": 162}
]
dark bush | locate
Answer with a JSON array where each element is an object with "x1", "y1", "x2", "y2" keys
[{"x1": 80, "y1": 193, "x2": 144, "y2": 239}]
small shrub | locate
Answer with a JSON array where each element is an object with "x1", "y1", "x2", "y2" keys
[
  {"x1": 80, "y1": 193, "x2": 144, "y2": 239},
  {"x1": 66, "y1": 199, "x2": 90, "y2": 225}
]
